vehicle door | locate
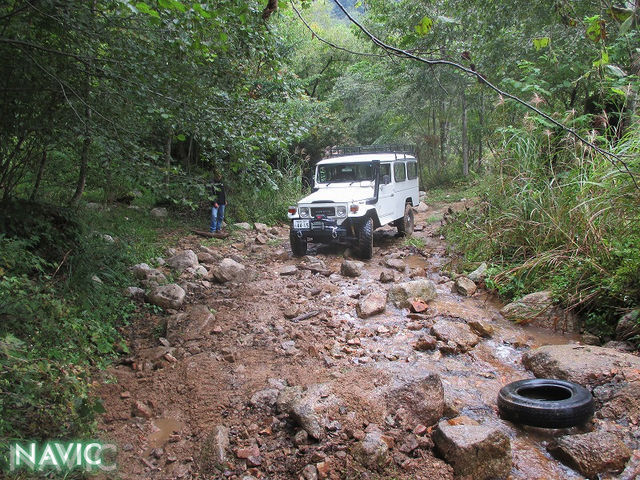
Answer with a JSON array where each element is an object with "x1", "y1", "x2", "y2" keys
[
  {"x1": 377, "y1": 163, "x2": 394, "y2": 223},
  {"x1": 393, "y1": 161, "x2": 408, "y2": 220}
]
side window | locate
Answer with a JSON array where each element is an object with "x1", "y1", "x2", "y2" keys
[
  {"x1": 407, "y1": 161, "x2": 418, "y2": 180},
  {"x1": 380, "y1": 164, "x2": 391, "y2": 184},
  {"x1": 394, "y1": 162, "x2": 406, "y2": 182}
]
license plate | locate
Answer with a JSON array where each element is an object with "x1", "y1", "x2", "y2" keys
[
  {"x1": 293, "y1": 219, "x2": 310, "y2": 229},
  {"x1": 311, "y1": 222, "x2": 324, "y2": 230}
]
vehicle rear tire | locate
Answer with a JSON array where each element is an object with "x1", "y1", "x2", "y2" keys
[
  {"x1": 497, "y1": 378, "x2": 594, "y2": 428},
  {"x1": 396, "y1": 203, "x2": 414, "y2": 236},
  {"x1": 290, "y1": 231, "x2": 307, "y2": 257},
  {"x1": 357, "y1": 217, "x2": 374, "y2": 260}
]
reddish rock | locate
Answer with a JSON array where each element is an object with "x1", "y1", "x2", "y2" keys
[
  {"x1": 236, "y1": 445, "x2": 260, "y2": 459},
  {"x1": 132, "y1": 400, "x2": 153, "y2": 418}
]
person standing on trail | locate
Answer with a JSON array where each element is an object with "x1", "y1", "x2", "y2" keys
[{"x1": 209, "y1": 174, "x2": 227, "y2": 233}]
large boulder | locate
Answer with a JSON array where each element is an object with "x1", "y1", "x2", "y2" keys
[
  {"x1": 616, "y1": 310, "x2": 640, "y2": 342},
  {"x1": 388, "y1": 279, "x2": 437, "y2": 309},
  {"x1": 385, "y1": 374, "x2": 444, "y2": 427},
  {"x1": 593, "y1": 381, "x2": 640, "y2": 424},
  {"x1": 167, "y1": 250, "x2": 199, "y2": 272},
  {"x1": 522, "y1": 344, "x2": 640, "y2": 388},
  {"x1": 431, "y1": 320, "x2": 480, "y2": 352},
  {"x1": 547, "y1": 430, "x2": 631, "y2": 479},
  {"x1": 211, "y1": 258, "x2": 249, "y2": 283},
  {"x1": 433, "y1": 420, "x2": 512, "y2": 480},
  {"x1": 147, "y1": 284, "x2": 186, "y2": 310},
  {"x1": 356, "y1": 292, "x2": 387, "y2": 319},
  {"x1": 500, "y1": 290, "x2": 578, "y2": 331}
]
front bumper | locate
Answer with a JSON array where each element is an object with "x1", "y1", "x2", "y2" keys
[{"x1": 290, "y1": 217, "x2": 357, "y2": 242}]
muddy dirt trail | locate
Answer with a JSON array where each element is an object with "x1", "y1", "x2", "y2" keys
[{"x1": 96, "y1": 202, "x2": 632, "y2": 479}]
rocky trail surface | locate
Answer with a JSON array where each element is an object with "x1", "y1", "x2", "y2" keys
[{"x1": 97, "y1": 203, "x2": 640, "y2": 480}]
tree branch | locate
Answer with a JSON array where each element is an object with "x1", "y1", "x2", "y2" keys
[{"x1": 330, "y1": 0, "x2": 639, "y2": 189}]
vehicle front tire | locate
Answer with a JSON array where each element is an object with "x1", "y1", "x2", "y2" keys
[
  {"x1": 357, "y1": 217, "x2": 373, "y2": 260},
  {"x1": 290, "y1": 231, "x2": 307, "y2": 257},
  {"x1": 396, "y1": 202, "x2": 415, "y2": 236}
]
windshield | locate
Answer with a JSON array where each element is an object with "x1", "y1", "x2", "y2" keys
[{"x1": 316, "y1": 163, "x2": 374, "y2": 183}]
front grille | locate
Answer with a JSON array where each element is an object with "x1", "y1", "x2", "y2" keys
[{"x1": 311, "y1": 207, "x2": 336, "y2": 217}]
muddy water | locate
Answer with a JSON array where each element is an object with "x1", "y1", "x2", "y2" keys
[
  {"x1": 144, "y1": 418, "x2": 184, "y2": 456},
  {"x1": 326, "y1": 215, "x2": 586, "y2": 479}
]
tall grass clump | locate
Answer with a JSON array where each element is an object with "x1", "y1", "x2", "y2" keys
[{"x1": 443, "y1": 120, "x2": 640, "y2": 337}]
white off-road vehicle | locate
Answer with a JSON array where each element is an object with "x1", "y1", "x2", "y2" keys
[{"x1": 288, "y1": 149, "x2": 419, "y2": 259}]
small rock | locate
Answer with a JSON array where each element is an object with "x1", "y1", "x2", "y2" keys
[
  {"x1": 167, "y1": 250, "x2": 199, "y2": 272},
  {"x1": 147, "y1": 284, "x2": 186, "y2": 310},
  {"x1": 454, "y1": 276, "x2": 477, "y2": 296},
  {"x1": 250, "y1": 389, "x2": 279, "y2": 409},
  {"x1": 315, "y1": 461, "x2": 330, "y2": 479},
  {"x1": 385, "y1": 258, "x2": 406, "y2": 272},
  {"x1": 356, "y1": 292, "x2": 387, "y2": 319},
  {"x1": 352, "y1": 427, "x2": 389, "y2": 470},
  {"x1": 123, "y1": 286, "x2": 145, "y2": 301},
  {"x1": 197, "y1": 251, "x2": 216, "y2": 263},
  {"x1": 254, "y1": 222, "x2": 269, "y2": 233},
  {"x1": 211, "y1": 258, "x2": 249, "y2": 283},
  {"x1": 431, "y1": 320, "x2": 480, "y2": 352},
  {"x1": 132, "y1": 400, "x2": 153, "y2": 418},
  {"x1": 409, "y1": 298, "x2": 429, "y2": 313},
  {"x1": 150, "y1": 207, "x2": 168, "y2": 218},
  {"x1": 548, "y1": 430, "x2": 631, "y2": 478},
  {"x1": 467, "y1": 262, "x2": 488, "y2": 282},
  {"x1": 386, "y1": 374, "x2": 444, "y2": 427},
  {"x1": 255, "y1": 234, "x2": 269, "y2": 244},
  {"x1": 379, "y1": 270, "x2": 396, "y2": 283},
  {"x1": 433, "y1": 421, "x2": 511, "y2": 480},
  {"x1": 341, "y1": 260, "x2": 364, "y2": 277},
  {"x1": 294, "y1": 429, "x2": 309, "y2": 446},
  {"x1": 236, "y1": 445, "x2": 260, "y2": 459},
  {"x1": 581, "y1": 333, "x2": 601, "y2": 345},
  {"x1": 468, "y1": 320, "x2": 494, "y2": 338},
  {"x1": 200, "y1": 426, "x2": 230, "y2": 467},
  {"x1": 234, "y1": 222, "x2": 252, "y2": 230},
  {"x1": 414, "y1": 335, "x2": 437, "y2": 351},
  {"x1": 279, "y1": 265, "x2": 298, "y2": 276},
  {"x1": 302, "y1": 464, "x2": 318, "y2": 480},
  {"x1": 388, "y1": 280, "x2": 437, "y2": 309}
]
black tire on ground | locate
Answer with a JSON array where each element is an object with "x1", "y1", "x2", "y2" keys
[
  {"x1": 357, "y1": 217, "x2": 374, "y2": 260},
  {"x1": 497, "y1": 378, "x2": 594, "y2": 428},
  {"x1": 290, "y1": 231, "x2": 307, "y2": 257},
  {"x1": 396, "y1": 202, "x2": 415, "y2": 236}
]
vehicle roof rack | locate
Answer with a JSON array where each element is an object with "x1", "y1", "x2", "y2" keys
[{"x1": 324, "y1": 144, "x2": 416, "y2": 158}]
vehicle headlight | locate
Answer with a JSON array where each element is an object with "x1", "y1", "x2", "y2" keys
[
  {"x1": 336, "y1": 206, "x2": 347, "y2": 217},
  {"x1": 299, "y1": 207, "x2": 310, "y2": 218}
]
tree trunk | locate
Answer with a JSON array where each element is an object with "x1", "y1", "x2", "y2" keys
[
  {"x1": 164, "y1": 126, "x2": 172, "y2": 183},
  {"x1": 462, "y1": 89, "x2": 469, "y2": 176},
  {"x1": 29, "y1": 149, "x2": 47, "y2": 201},
  {"x1": 477, "y1": 92, "x2": 484, "y2": 170},
  {"x1": 70, "y1": 121, "x2": 91, "y2": 205}
]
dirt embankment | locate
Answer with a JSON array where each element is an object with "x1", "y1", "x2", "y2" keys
[{"x1": 96, "y1": 203, "x2": 640, "y2": 480}]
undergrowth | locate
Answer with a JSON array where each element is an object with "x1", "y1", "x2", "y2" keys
[
  {"x1": 442, "y1": 122, "x2": 640, "y2": 338},
  {"x1": 0, "y1": 201, "x2": 195, "y2": 474}
]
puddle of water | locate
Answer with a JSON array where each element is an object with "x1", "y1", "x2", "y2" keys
[
  {"x1": 405, "y1": 254, "x2": 428, "y2": 269},
  {"x1": 145, "y1": 418, "x2": 184, "y2": 455}
]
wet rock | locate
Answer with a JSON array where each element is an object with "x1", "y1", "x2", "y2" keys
[
  {"x1": 356, "y1": 292, "x2": 387, "y2": 319},
  {"x1": 468, "y1": 320, "x2": 494, "y2": 338},
  {"x1": 167, "y1": 250, "x2": 199, "y2": 272},
  {"x1": 147, "y1": 284, "x2": 186, "y2": 310},
  {"x1": 431, "y1": 320, "x2": 480, "y2": 352},
  {"x1": 388, "y1": 279, "x2": 437, "y2": 309},
  {"x1": 340, "y1": 260, "x2": 364, "y2": 277},
  {"x1": 278, "y1": 265, "x2": 298, "y2": 276},
  {"x1": 548, "y1": 430, "x2": 630, "y2": 479},
  {"x1": 593, "y1": 381, "x2": 640, "y2": 424},
  {"x1": 211, "y1": 258, "x2": 249, "y2": 283},
  {"x1": 433, "y1": 420, "x2": 511, "y2": 480},
  {"x1": 385, "y1": 258, "x2": 406, "y2": 272},
  {"x1": 234, "y1": 222, "x2": 251, "y2": 230},
  {"x1": 454, "y1": 276, "x2": 477, "y2": 296},
  {"x1": 413, "y1": 335, "x2": 437, "y2": 351},
  {"x1": 523, "y1": 344, "x2": 640, "y2": 388},
  {"x1": 467, "y1": 262, "x2": 488, "y2": 282},
  {"x1": 616, "y1": 310, "x2": 640, "y2": 342},
  {"x1": 379, "y1": 270, "x2": 396, "y2": 283},
  {"x1": 123, "y1": 286, "x2": 145, "y2": 301},
  {"x1": 500, "y1": 290, "x2": 578, "y2": 331},
  {"x1": 386, "y1": 374, "x2": 444, "y2": 427},
  {"x1": 150, "y1": 207, "x2": 168, "y2": 218},
  {"x1": 602, "y1": 340, "x2": 635, "y2": 352},
  {"x1": 352, "y1": 426, "x2": 389, "y2": 470}
]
